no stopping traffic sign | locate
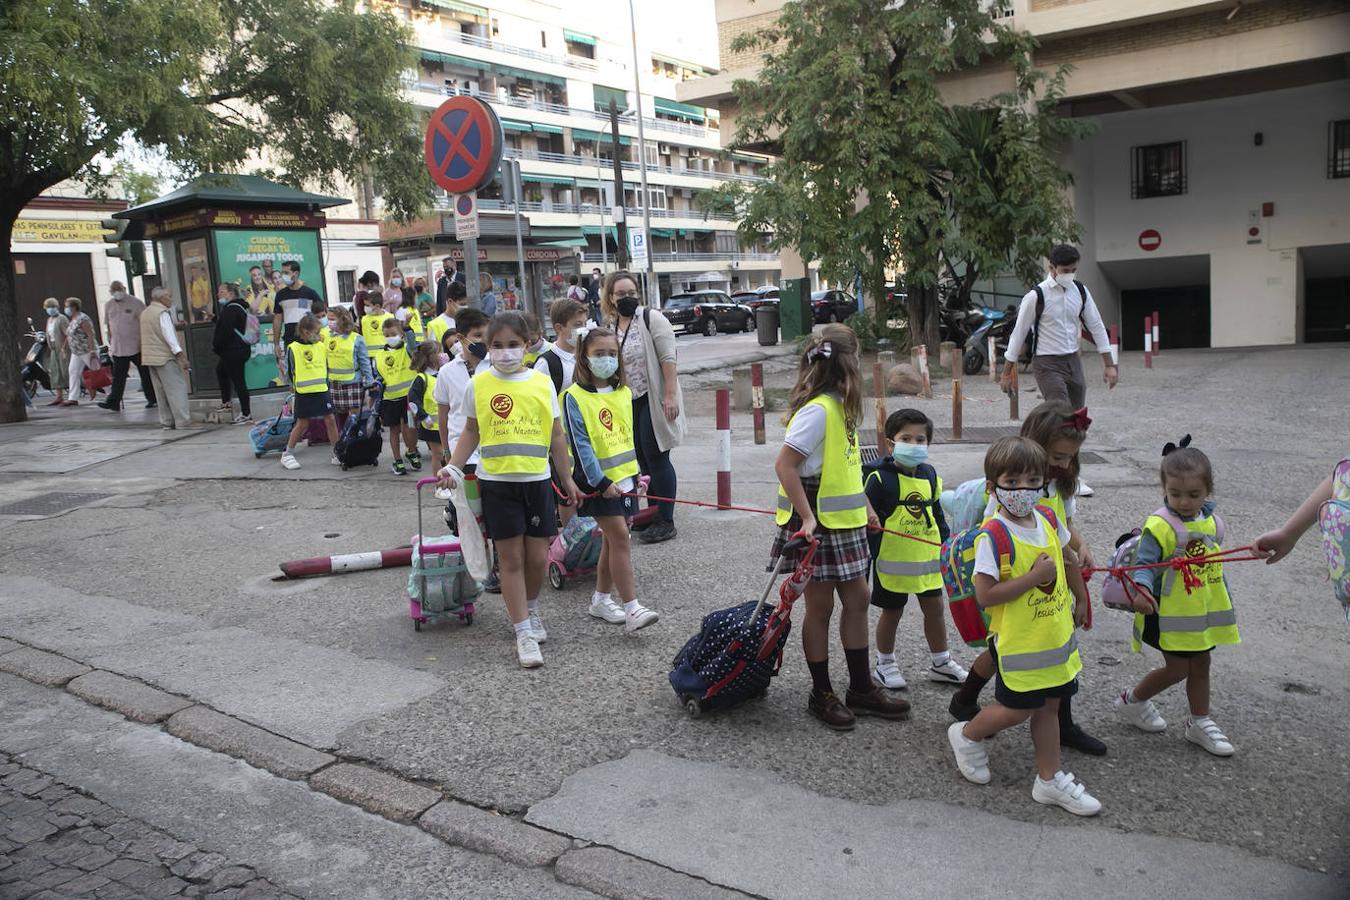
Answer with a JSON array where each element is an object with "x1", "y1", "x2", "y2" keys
[{"x1": 423, "y1": 97, "x2": 505, "y2": 195}]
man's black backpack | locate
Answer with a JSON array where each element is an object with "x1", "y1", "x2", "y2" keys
[
  {"x1": 540, "y1": 348, "x2": 565, "y2": 394},
  {"x1": 1024, "y1": 279, "x2": 1093, "y2": 362}
]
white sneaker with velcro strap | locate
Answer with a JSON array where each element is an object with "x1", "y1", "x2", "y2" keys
[
  {"x1": 874, "y1": 660, "x2": 907, "y2": 690},
  {"x1": 1114, "y1": 691, "x2": 1167, "y2": 732},
  {"x1": 589, "y1": 595, "x2": 627, "y2": 624},
  {"x1": 1032, "y1": 771, "x2": 1102, "y2": 816},
  {"x1": 1184, "y1": 716, "x2": 1235, "y2": 756}
]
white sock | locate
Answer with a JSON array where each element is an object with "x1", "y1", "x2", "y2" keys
[
  {"x1": 592, "y1": 591, "x2": 612, "y2": 605},
  {"x1": 512, "y1": 619, "x2": 531, "y2": 636},
  {"x1": 1123, "y1": 688, "x2": 1137, "y2": 704},
  {"x1": 624, "y1": 599, "x2": 640, "y2": 614},
  {"x1": 877, "y1": 651, "x2": 896, "y2": 665},
  {"x1": 931, "y1": 650, "x2": 951, "y2": 668},
  {"x1": 527, "y1": 597, "x2": 540, "y2": 615}
]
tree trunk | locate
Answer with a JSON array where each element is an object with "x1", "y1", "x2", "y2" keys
[
  {"x1": 0, "y1": 212, "x2": 29, "y2": 423},
  {"x1": 906, "y1": 281, "x2": 941, "y2": 358}
]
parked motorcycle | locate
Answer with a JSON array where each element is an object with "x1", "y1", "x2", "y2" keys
[
  {"x1": 20, "y1": 317, "x2": 50, "y2": 399},
  {"x1": 962, "y1": 305, "x2": 1018, "y2": 376}
]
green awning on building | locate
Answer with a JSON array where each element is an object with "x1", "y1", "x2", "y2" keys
[
  {"x1": 500, "y1": 119, "x2": 533, "y2": 132},
  {"x1": 563, "y1": 30, "x2": 596, "y2": 46},
  {"x1": 420, "y1": 50, "x2": 487, "y2": 70},
  {"x1": 571, "y1": 129, "x2": 630, "y2": 146},
  {"x1": 582, "y1": 225, "x2": 619, "y2": 241},
  {"x1": 730, "y1": 152, "x2": 765, "y2": 164},
  {"x1": 521, "y1": 175, "x2": 577, "y2": 186},
  {"x1": 538, "y1": 238, "x2": 589, "y2": 248},
  {"x1": 653, "y1": 97, "x2": 706, "y2": 123},
  {"x1": 592, "y1": 85, "x2": 629, "y2": 111},
  {"x1": 422, "y1": 0, "x2": 488, "y2": 17},
  {"x1": 651, "y1": 52, "x2": 711, "y2": 76},
  {"x1": 651, "y1": 228, "x2": 676, "y2": 238},
  {"x1": 493, "y1": 64, "x2": 564, "y2": 86},
  {"x1": 531, "y1": 227, "x2": 586, "y2": 239},
  {"x1": 575, "y1": 179, "x2": 605, "y2": 189},
  {"x1": 530, "y1": 122, "x2": 564, "y2": 134}
]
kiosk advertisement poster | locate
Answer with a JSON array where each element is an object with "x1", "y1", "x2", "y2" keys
[{"x1": 213, "y1": 230, "x2": 326, "y2": 390}]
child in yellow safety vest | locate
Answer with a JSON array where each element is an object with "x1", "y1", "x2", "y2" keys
[
  {"x1": 522, "y1": 312, "x2": 553, "y2": 367},
  {"x1": 438, "y1": 311, "x2": 581, "y2": 669},
  {"x1": 865, "y1": 409, "x2": 966, "y2": 691},
  {"x1": 1112, "y1": 437, "x2": 1241, "y2": 757},
  {"x1": 373, "y1": 316, "x2": 422, "y2": 477},
  {"x1": 771, "y1": 324, "x2": 910, "y2": 731},
  {"x1": 407, "y1": 341, "x2": 444, "y2": 475},
  {"x1": 280, "y1": 314, "x2": 339, "y2": 471},
  {"x1": 563, "y1": 327, "x2": 659, "y2": 632},
  {"x1": 951, "y1": 401, "x2": 1107, "y2": 757},
  {"x1": 946, "y1": 437, "x2": 1099, "y2": 816}
]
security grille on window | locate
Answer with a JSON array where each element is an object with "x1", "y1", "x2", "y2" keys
[
  {"x1": 1131, "y1": 141, "x2": 1187, "y2": 199},
  {"x1": 1330, "y1": 120, "x2": 1350, "y2": 179},
  {"x1": 647, "y1": 189, "x2": 668, "y2": 210}
]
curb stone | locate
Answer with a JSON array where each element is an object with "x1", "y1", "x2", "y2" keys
[
  {"x1": 419, "y1": 799, "x2": 571, "y2": 868},
  {"x1": 554, "y1": 846, "x2": 750, "y2": 900},
  {"x1": 165, "y1": 706, "x2": 334, "y2": 780},
  {"x1": 309, "y1": 763, "x2": 440, "y2": 823},
  {"x1": 0, "y1": 646, "x2": 91, "y2": 687},
  {"x1": 67, "y1": 670, "x2": 193, "y2": 724}
]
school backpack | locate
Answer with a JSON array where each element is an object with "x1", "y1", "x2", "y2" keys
[
  {"x1": 940, "y1": 505, "x2": 1061, "y2": 648},
  {"x1": 558, "y1": 515, "x2": 603, "y2": 571},
  {"x1": 540, "y1": 348, "x2": 565, "y2": 394},
  {"x1": 1099, "y1": 507, "x2": 1226, "y2": 611},
  {"x1": 940, "y1": 478, "x2": 991, "y2": 534},
  {"x1": 1318, "y1": 456, "x2": 1350, "y2": 622},
  {"x1": 233, "y1": 300, "x2": 261, "y2": 346},
  {"x1": 1022, "y1": 280, "x2": 1092, "y2": 362}
]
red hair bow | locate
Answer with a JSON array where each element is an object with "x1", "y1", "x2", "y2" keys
[{"x1": 1064, "y1": 407, "x2": 1092, "y2": 432}]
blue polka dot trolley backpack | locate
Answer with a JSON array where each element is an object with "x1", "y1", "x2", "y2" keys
[{"x1": 669, "y1": 535, "x2": 817, "y2": 717}]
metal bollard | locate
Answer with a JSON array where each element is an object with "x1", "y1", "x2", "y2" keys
[
  {"x1": 951, "y1": 376, "x2": 963, "y2": 441},
  {"x1": 1144, "y1": 316, "x2": 1153, "y2": 369}
]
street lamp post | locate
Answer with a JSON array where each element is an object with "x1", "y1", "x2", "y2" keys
[{"x1": 627, "y1": 0, "x2": 658, "y2": 307}]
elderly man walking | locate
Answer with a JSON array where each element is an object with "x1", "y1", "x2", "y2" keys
[
  {"x1": 98, "y1": 281, "x2": 158, "y2": 411},
  {"x1": 139, "y1": 287, "x2": 195, "y2": 430}
]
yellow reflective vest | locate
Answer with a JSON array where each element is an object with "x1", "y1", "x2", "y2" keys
[
  {"x1": 427, "y1": 314, "x2": 454, "y2": 349},
  {"x1": 288, "y1": 341, "x2": 329, "y2": 394},
  {"x1": 374, "y1": 344, "x2": 415, "y2": 399},
  {"x1": 983, "y1": 510, "x2": 1082, "y2": 692},
  {"x1": 1132, "y1": 511, "x2": 1239, "y2": 653},
  {"x1": 872, "y1": 467, "x2": 943, "y2": 593},
  {"x1": 360, "y1": 311, "x2": 393, "y2": 348},
  {"x1": 563, "y1": 384, "x2": 639, "y2": 485},
  {"x1": 417, "y1": 372, "x2": 439, "y2": 431},
  {"x1": 326, "y1": 332, "x2": 358, "y2": 384},
  {"x1": 474, "y1": 368, "x2": 555, "y2": 477},
  {"x1": 406, "y1": 308, "x2": 425, "y2": 342},
  {"x1": 776, "y1": 394, "x2": 866, "y2": 529}
]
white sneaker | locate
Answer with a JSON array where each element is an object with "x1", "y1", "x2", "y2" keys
[
  {"x1": 1077, "y1": 480, "x2": 1094, "y2": 497},
  {"x1": 1032, "y1": 771, "x2": 1101, "y2": 816},
  {"x1": 280, "y1": 453, "x2": 300, "y2": 470},
  {"x1": 233, "y1": 414, "x2": 253, "y2": 425},
  {"x1": 515, "y1": 632, "x2": 543, "y2": 668},
  {"x1": 528, "y1": 612, "x2": 548, "y2": 643},
  {"x1": 1184, "y1": 716, "x2": 1234, "y2": 756},
  {"x1": 330, "y1": 455, "x2": 342, "y2": 466},
  {"x1": 873, "y1": 659, "x2": 907, "y2": 690},
  {"x1": 589, "y1": 595, "x2": 626, "y2": 623},
  {"x1": 1114, "y1": 691, "x2": 1167, "y2": 732},
  {"x1": 625, "y1": 604, "x2": 659, "y2": 632},
  {"x1": 946, "y1": 722, "x2": 990, "y2": 785},
  {"x1": 929, "y1": 659, "x2": 969, "y2": 684}
]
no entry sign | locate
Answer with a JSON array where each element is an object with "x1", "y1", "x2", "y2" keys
[
  {"x1": 1138, "y1": 229, "x2": 1162, "y2": 252},
  {"x1": 423, "y1": 97, "x2": 504, "y2": 195}
]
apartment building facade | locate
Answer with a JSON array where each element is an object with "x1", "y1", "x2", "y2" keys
[
  {"x1": 683, "y1": 0, "x2": 1350, "y2": 348},
  {"x1": 376, "y1": 0, "x2": 780, "y2": 307}
]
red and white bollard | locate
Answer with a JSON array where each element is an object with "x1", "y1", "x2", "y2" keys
[
  {"x1": 1151, "y1": 311, "x2": 1160, "y2": 355},
  {"x1": 751, "y1": 363, "x2": 766, "y2": 445},
  {"x1": 916, "y1": 345, "x2": 932, "y2": 398},
  {"x1": 716, "y1": 388, "x2": 732, "y2": 508},
  {"x1": 988, "y1": 334, "x2": 998, "y2": 382},
  {"x1": 1109, "y1": 323, "x2": 1119, "y2": 365},
  {"x1": 279, "y1": 547, "x2": 413, "y2": 579},
  {"x1": 1144, "y1": 316, "x2": 1153, "y2": 369}
]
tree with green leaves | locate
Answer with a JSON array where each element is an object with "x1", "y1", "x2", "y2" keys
[
  {"x1": 0, "y1": 0, "x2": 432, "y2": 422},
  {"x1": 724, "y1": 0, "x2": 1090, "y2": 353}
]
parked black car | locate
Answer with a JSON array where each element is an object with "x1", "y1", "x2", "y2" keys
[
  {"x1": 732, "y1": 286, "x2": 780, "y2": 322},
  {"x1": 811, "y1": 289, "x2": 857, "y2": 324},
  {"x1": 663, "y1": 291, "x2": 755, "y2": 336}
]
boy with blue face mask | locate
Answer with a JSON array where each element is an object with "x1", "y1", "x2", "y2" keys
[{"x1": 866, "y1": 409, "x2": 967, "y2": 690}]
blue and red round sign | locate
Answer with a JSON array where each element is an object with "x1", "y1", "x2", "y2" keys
[{"x1": 423, "y1": 97, "x2": 504, "y2": 195}]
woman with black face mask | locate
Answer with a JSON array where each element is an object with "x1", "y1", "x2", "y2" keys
[{"x1": 602, "y1": 272, "x2": 686, "y2": 544}]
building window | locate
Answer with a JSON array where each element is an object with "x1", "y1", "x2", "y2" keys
[
  {"x1": 647, "y1": 189, "x2": 667, "y2": 210},
  {"x1": 644, "y1": 142, "x2": 659, "y2": 167},
  {"x1": 1330, "y1": 120, "x2": 1350, "y2": 179},
  {"x1": 337, "y1": 270, "x2": 355, "y2": 303},
  {"x1": 1131, "y1": 141, "x2": 1186, "y2": 199}
]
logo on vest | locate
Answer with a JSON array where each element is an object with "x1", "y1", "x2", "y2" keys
[
  {"x1": 302, "y1": 350, "x2": 313, "y2": 362},
  {"x1": 490, "y1": 393, "x2": 514, "y2": 418},
  {"x1": 904, "y1": 490, "x2": 924, "y2": 520},
  {"x1": 598, "y1": 408, "x2": 614, "y2": 431}
]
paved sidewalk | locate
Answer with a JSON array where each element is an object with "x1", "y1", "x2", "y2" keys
[{"x1": 0, "y1": 752, "x2": 295, "y2": 900}]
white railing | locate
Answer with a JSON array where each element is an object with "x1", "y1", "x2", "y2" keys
[
  {"x1": 580, "y1": 251, "x2": 779, "y2": 264},
  {"x1": 435, "y1": 28, "x2": 601, "y2": 72},
  {"x1": 438, "y1": 197, "x2": 738, "y2": 222},
  {"x1": 502, "y1": 147, "x2": 765, "y2": 184}
]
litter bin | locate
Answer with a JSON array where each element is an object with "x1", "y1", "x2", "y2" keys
[{"x1": 756, "y1": 305, "x2": 780, "y2": 346}]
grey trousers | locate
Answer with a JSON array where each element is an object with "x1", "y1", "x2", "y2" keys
[
  {"x1": 147, "y1": 363, "x2": 192, "y2": 428},
  {"x1": 1031, "y1": 353, "x2": 1087, "y2": 409}
]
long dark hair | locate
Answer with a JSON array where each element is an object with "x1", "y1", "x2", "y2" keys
[{"x1": 1021, "y1": 401, "x2": 1085, "y2": 499}]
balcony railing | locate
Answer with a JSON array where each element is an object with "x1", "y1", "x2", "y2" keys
[
  {"x1": 440, "y1": 197, "x2": 738, "y2": 223},
  {"x1": 501, "y1": 147, "x2": 765, "y2": 184},
  {"x1": 580, "y1": 251, "x2": 779, "y2": 264},
  {"x1": 403, "y1": 80, "x2": 717, "y2": 140},
  {"x1": 432, "y1": 27, "x2": 601, "y2": 72}
]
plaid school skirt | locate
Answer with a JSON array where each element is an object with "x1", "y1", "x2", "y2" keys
[
  {"x1": 331, "y1": 380, "x2": 367, "y2": 414},
  {"x1": 768, "y1": 478, "x2": 870, "y2": 583}
]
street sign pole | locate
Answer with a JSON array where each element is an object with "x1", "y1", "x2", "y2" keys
[
  {"x1": 628, "y1": 0, "x2": 659, "y2": 307},
  {"x1": 464, "y1": 239, "x2": 481, "y2": 310},
  {"x1": 504, "y1": 159, "x2": 529, "y2": 317}
]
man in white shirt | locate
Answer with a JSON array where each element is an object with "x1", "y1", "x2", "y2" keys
[{"x1": 1000, "y1": 244, "x2": 1118, "y2": 410}]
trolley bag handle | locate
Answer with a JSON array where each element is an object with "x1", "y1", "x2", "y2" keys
[
  {"x1": 750, "y1": 533, "x2": 817, "y2": 624},
  {"x1": 414, "y1": 478, "x2": 458, "y2": 556}
]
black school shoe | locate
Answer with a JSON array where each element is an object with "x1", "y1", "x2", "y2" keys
[
  {"x1": 637, "y1": 520, "x2": 677, "y2": 544},
  {"x1": 1061, "y1": 724, "x2": 1108, "y2": 756}
]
